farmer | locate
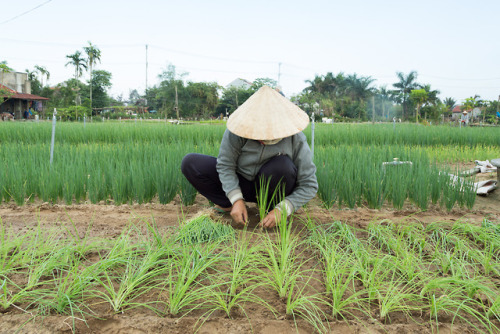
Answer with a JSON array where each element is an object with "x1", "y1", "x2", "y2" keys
[{"x1": 181, "y1": 85, "x2": 318, "y2": 228}]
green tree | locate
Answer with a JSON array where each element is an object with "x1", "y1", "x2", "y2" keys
[
  {"x1": 25, "y1": 68, "x2": 42, "y2": 95},
  {"x1": 185, "y1": 81, "x2": 220, "y2": 118},
  {"x1": 216, "y1": 86, "x2": 252, "y2": 117},
  {"x1": 83, "y1": 41, "x2": 102, "y2": 109},
  {"x1": 410, "y1": 89, "x2": 428, "y2": 123},
  {"x1": 65, "y1": 51, "x2": 88, "y2": 106},
  {"x1": 128, "y1": 89, "x2": 141, "y2": 104},
  {"x1": 44, "y1": 78, "x2": 88, "y2": 112},
  {"x1": 251, "y1": 78, "x2": 277, "y2": 91},
  {"x1": 485, "y1": 98, "x2": 499, "y2": 124},
  {"x1": 346, "y1": 74, "x2": 375, "y2": 120},
  {"x1": 154, "y1": 64, "x2": 188, "y2": 119},
  {"x1": 392, "y1": 71, "x2": 420, "y2": 120},
  {"x1": 376, "y1": 86, "x2": 395, "y2": 120},
  {"x1": 34, "y1": 65, "x2": 50, "y2": 88},
  {"x1": 90, "y1": 70, "x2": 112, "y2": 109},
  {"x1": 65, "y1": 51, "x2": 88, "y2": 82}
]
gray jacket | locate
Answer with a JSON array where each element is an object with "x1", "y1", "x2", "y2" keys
[{"x1": 216, "y1": 129, "x2": 318, "y2": 215}]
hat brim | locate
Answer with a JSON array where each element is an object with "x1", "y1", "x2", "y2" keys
[{"x1": 227, "y1": 86, "x2": 309, "y2": 140}]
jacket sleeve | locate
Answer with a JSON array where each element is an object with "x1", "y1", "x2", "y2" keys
[
  {"x1": 216, "y1": 130, "x2": 245, "y2": 204},
  {"x1": 276, "y1": 132, "x2": 318, "y2": 215}
]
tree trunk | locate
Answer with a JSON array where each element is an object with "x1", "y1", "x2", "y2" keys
[{"x1": 89, "y1": 64, "x2": 93, "y2": 110}]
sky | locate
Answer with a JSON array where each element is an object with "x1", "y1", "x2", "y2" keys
[{"x1": 2, "y1": 0, "x2": 500, "y2": 103}]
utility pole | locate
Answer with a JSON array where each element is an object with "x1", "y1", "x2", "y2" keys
[
  {"x1": 372, "y1": 95, "x2": 375, "y2": 124},
  {"x1": 175, "y1": 85, "x2": 179, "y2": 120},
  {"x1": 382, "y1": 100, "x2": 386, "y2": 121},
  {"x1": 145, "y1": 44, "x2": 148, "y2": 95}
]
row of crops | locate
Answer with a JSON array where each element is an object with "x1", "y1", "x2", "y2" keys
[
  {"x1": 0, "y1": 122, "x2": 499, "y2": 210},
  {"x1": 2, "y1": 122, "x2": 499, "y2": 147},
  {"x1": 1, "y1": 215, "x2": 499, "y2": 332}
]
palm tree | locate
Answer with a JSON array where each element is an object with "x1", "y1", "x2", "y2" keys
[
  {"x1": 65, "y1": 51, "x2": 87, "y2": 81},
  {"x1": 34, "y1": 65, "x2": 50, "y2": 88},
  {"x1": 83, "y1": 41, "x2": 102, "y2": 109},
  {"x1": 304, "y1": 75, "x2": 324, "y2": 94},
  {"x1": 65, "y1": 51, "x2": 88, "y2": 106},
  {"x1": 422, "y1": 84, "x2": 440, "y2": 105},
  {"x1": 443, "y1": 97, "x2": 456, "y2": 111},
  {"x1": 346, "y1": 74, "x2": 375, "y2": 119},
  {"x1": 377, "y1": 86, "x2": 394, "y2": 120},
  {"x1": 392, "y1": 71, "x2": 420, "y2": 119},
  {"x1": 25, "y1": 69, "x2": 36, "y2": 81}
]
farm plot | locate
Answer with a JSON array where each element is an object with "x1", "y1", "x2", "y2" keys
[
  {"x1": 0, "y1": 121, "x2": 499, "y2": 333},
  {"x1": 0, "y1": 201, "x2": 499, "y2": 334}
]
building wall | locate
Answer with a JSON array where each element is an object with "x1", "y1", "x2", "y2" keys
[
  {"x1": 0, "y1": 72, "x2": 31, "y2": 94},
  {"x1": 226, "y1": 78, "x2": 252, "y2": 90}
]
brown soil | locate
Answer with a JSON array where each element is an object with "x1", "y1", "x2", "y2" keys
[{"x1": 0, "y1": 174, "x2": 499, "y2": 333}]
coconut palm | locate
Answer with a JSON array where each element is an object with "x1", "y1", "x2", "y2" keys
[
  {"x1": 304, "y1": 75, "x2": 325, "y2": 94},
  {"x1": 34, "y1": 65, "x2": 50, "y2": 88},
  {"x1": 377, "y1": 86, "x2": 394, "y2": 120},
  {"x1": 443, "y1": 97, "x2": 456, "y2": 111},
  {"x1": 346, "y1": 74, "x2": 375, "y2": 102},
  {"x1": 83, "y1": 41, "x2": 102, "y2": 109},
  {"x1": 392, "y1": 71, "x2": 420, "y2": 119},
  {"x1": 345, "y1": 74, "x2": 375, "y2": 119},
  {"x1": 65, "y1": 51, "x2": 88, "y2": 82},
  {"x1": 422, "y1": 84, "x2": 440, "y2": 106}
]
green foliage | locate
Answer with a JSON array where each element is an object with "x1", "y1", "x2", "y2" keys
[
  {"x1": 57, "y1": 106, "x2": 91, "y2": 121},
  {"x1": 215, "y1": 86, "x2": 253, "y2": 117},
  {"x1": 1, "y1": 214, "x2": 499, "y2": 332},
  {"x1": 90, "y1": 70, "x2": 113, "y2": 108},
  {"x1": 176, "y1": 214, "x2": 234, "y2": 245}
]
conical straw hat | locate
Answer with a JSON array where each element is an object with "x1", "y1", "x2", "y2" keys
[{"x1": 227, "y1": 86, "x2": 309, "y2": 140}]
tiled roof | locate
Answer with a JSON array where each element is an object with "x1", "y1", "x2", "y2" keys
[{"x1": 0, "y1": 84, "x2": 49, "y2": 100}]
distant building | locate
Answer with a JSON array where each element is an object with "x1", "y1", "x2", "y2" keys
[
  {"x1": 226, "y1": 78, "x2": 253, "y2": 90},
  {"x1": 451, "y1": 105, "x2": 482, "y2": 121},
  {"x1": 0, "y1": 72, "x2": 49, "y2": 119},
  {"x1": 451, "y1": 105, "x2": 462, "y2": 120}
]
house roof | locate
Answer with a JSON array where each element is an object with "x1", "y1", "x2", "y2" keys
[
  {"x1": 452, "y1": 105, "x2": 462, "y2": 113},
  {"x1": 0, "y1": 84, "x2": 49, "y2": 101}
]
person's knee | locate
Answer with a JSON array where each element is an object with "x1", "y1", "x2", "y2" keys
[
  {"x1": 260, "y1": 155, "x2": 297, "y2": 181},
  {"x1": 181, "y1": 153, "x2": 197, "y2": 175}
]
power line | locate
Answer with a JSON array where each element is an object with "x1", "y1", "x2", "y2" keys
[
  {"x1": 148, "y1": 44, "x2": 277, "y2": 65},
  {"x1": 0, "y1": 0, "x2": 53, "y2": 25},
  {"x1": 421, "y1": 74, "x2": 500, "y2": 81}
]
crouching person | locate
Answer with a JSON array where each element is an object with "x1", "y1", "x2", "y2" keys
[{"x1": 181, "y1": 86, "x2": 317, "y2": 228}]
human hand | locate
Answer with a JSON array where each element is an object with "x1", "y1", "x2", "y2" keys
[
  {"x1": 259, "y1": 209, "x2": 279, "y2": 229},
  {"x1": 230, "y1": 199, "x2": 248, "y2": 225}
]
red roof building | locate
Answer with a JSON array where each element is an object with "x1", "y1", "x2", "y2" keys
[{"x1": 1, "y1": 82, "x2": 49, "y2": 120}]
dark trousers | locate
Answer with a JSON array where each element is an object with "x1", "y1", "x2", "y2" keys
[{"x1": 181, "y1": 153, "x2": 297, "y2": 208}]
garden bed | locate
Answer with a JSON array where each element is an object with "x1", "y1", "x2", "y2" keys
[{"x1": 0, "y1": 191, "x2": 498, "y2": 334}]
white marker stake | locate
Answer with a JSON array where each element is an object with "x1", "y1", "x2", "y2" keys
[{"x1": 50, "y1": 108, "x2": 57, "y2": 165}]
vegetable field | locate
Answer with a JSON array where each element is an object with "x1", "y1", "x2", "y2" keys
[{"x1": 0, "y1": 121, "x2": 499, "y2": 333}]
